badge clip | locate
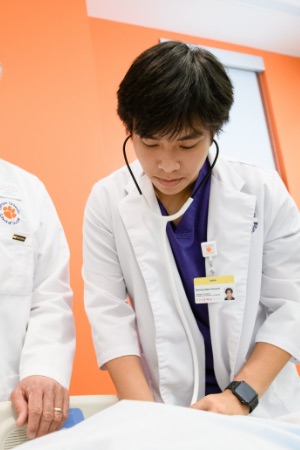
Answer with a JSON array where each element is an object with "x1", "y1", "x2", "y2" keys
[
  {"x1": 201, "y1": 241, "x2": 217, "y2": 258},
  {"x1": 201, "y1": 241, "x2": 217, "y2": 275}
]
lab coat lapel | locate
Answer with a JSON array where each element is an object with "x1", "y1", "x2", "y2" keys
[
  {"x1": 119, "y1": 170, "x2": 205, "y2": 404},
  {"x1": 207, "y1": 158, "x2": 256, "y2": 388}
]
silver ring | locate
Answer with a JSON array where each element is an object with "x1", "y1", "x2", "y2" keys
[{"x1": 54, "y1": 407, "x2": 63, "y2": 413}]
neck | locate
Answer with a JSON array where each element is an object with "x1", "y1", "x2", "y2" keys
[{"x1": 155, "y1": 186, "x2": 193, "y2": 224}]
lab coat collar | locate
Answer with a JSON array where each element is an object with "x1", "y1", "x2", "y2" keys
[
  {"x1": 124, "y1": 160, "x2": 161, "y2": 214},
  {"x1": 208, "y1": 148, "x2": 246, "y2": 193}
]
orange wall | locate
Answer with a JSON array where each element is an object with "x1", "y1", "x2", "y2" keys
[
  {"x1": 1, "y1": 4, "x2": 299, "y2": 397},
  {"x1": 0, "y1": 0, "x2": 115, "y2": 394}
]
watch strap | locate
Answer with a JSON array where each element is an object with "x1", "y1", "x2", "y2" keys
[{"x1": 225, "y1": 381, "x2": 259, "y2": 413}]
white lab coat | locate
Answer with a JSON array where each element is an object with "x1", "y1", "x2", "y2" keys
[
  {"x1": 83, "y1": 150, "x2": 300, "y2": 418},
  {"x1": 0, "y1": 159, "x2": 75, "y2": 401}
]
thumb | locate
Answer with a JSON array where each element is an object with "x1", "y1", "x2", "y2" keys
[{"x1": 11, "y1": 389, "x2": 29, "y2": 427}]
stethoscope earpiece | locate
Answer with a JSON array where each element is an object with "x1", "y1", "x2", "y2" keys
[{"x1": 123, "y1": 134, "x2": 142, "y2": 194}]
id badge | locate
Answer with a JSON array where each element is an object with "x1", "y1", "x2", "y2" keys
[{"x1": 194, "y1": 275, "x2": 235, "y2": 304}]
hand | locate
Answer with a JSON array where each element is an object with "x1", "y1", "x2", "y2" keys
[
  {"x1": 190, "y1": 390, "x2": 250, "y2": 415},
  {"x1": 10, "y1": 375, "x2": 69, "y2": 439}
]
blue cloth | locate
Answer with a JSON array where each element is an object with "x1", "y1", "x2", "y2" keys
[{"x1": 158, "y1": 159, "x2": 221, "y2": 395}]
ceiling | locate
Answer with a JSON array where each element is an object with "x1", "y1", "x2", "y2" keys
[{"x1": 86, "y1": 0, "x2": 300, "y2": 57}]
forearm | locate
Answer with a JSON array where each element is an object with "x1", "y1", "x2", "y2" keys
[
  {"x1": 105, "y1": 355, "x2": 155, "y2": 401},
  {"x1": 233, "y1": 342, "x2": 291, "y2": 397},
  {"x1": 191, "y1": 342, "x2": 291, "y2": 414}
]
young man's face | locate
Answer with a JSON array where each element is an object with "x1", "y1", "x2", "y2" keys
[
  {"x1": 226, "y1": 290, "x2": 233, "y2": 300},
  {"x1": 132, "y1": 127, "x2": 213, "y2": 208}
]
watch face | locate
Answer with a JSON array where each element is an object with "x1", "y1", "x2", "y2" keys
[{"x1": 235, "y1": 382, "x2": 257, "y2": 403}]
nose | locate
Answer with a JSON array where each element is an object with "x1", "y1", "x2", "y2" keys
[{"x1": 158, "y1": 150, "x2": 180, "y2": 173}]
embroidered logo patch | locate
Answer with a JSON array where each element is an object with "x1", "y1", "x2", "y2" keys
[{"x1": 0, "y1": 201, "x2": 21, "y2": 225}]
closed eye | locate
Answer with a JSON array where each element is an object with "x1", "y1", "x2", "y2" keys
[
  {"x1": 141, "y1": 140, "x2": 159, "y2": 148},
  {"x1": 179, "y1": 139, "x2": 202, "y2": 149},
  {"x1": 179, "y1": 144, "x2": 198, "y2": 149}
]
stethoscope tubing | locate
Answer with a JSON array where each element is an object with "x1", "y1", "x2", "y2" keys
[{"x1": 122, "y1": 135, "x2": 220, "y2": 404}]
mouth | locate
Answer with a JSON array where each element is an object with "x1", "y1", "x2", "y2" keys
[{"x1": 155, "y1": 177, "x2": 183, "y2": 187}]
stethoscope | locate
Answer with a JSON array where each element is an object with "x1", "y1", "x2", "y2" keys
[
  {"x1": 123, "y1": 134, "x2": 219, "y2": 206},
  {"x1": 123, "y1": 134, "x2": 219, "y2": 404}
]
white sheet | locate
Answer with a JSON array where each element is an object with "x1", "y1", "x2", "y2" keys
[{"x1": 18, "y1": 400, "x2": 300, "y2": 450}]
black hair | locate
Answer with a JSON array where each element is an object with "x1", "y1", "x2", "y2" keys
[
  {"x1": 225, "y1": 288, "x2": 233, "y2": 294},
  {"x1": 117, "y1": 40, "x2": 234, "y2": 138}
]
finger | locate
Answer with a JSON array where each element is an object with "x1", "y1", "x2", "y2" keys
[
  {"x1": 26, "y1": 387, "x2": 44, "y2": 439},
  {"x1": 10, "y1": 388, "x2": 29, "y2": 427},
  {"x1": 189, "y1": 403, "x2": 198, "y2": 409},
  {"x1": 34, "y1": 388, "x2": 55, "y2": 438},
  {"x1": 48, "y1": 387, "x2": 69, "y2": 433},
  {"x1": 189, "y1": 399, "x2": 206, "y2": 410},
  {"x1": 61, "y1": 388, "x2": 70, "y2": 427},
  {"x1": 48, "y1": 408, "x2": 63, "y2": 434}
]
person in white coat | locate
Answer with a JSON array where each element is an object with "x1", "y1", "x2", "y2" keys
[
  {"x1": 0, "y1": 63, "x2": 75, "y2": 439},
  {"x1": 0, "y1": 158, "x2": 75, "y2": 438},
  {"x1": 83, "y1": 41, "x2": 300, "y2": 419}
]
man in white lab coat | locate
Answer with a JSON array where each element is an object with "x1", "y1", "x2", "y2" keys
[
  {"x1": 0, "y1": 65, "x2": 75, "y2": 438},
  {"x1": 83, "y1": 41, "x2": 300, "y2": 419}
]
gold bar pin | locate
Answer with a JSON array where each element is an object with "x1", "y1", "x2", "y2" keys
[{"x1": 12, "y1": 234, "x2": 26, "y2": 242}]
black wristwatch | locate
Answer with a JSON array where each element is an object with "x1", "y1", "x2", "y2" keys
[{"x1": 225, "y1": 381, "x2": 259, "y2": 413}]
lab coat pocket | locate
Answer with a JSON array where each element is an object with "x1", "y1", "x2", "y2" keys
[{"x1": 0, "y1": 234, "x2": 34, "y2": 295}]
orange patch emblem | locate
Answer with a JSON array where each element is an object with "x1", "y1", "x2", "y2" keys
[
  {"x1": 3, "y1": 205, "x2": 17, "y2": 219},
  {"x1": 0, "y1": 201, "x2": 21, "y2": 225}
]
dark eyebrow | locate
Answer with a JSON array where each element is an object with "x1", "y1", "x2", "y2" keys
[
  {"x1": 177, "y1": 131, "x2": 204, "y2": 141},
  {"x1": 141, "y1": 135, "x2": 157, "y2": 140},
  {"x1": 141, "y1": 131, "x2": 204, "y2": 141}
]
